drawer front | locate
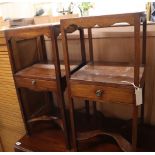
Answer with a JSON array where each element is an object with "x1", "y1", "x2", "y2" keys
[
  {"x1": 15, "y1": 77, "x2": 57, "y2": 92},
  {"x1": 71, "y1": 83, "x2": 134, "y2": 104}
]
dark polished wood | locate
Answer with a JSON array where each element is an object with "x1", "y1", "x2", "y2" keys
[
  {"x1": 71, "y1": 64, "x2": 144, "y2": 86},
  {"x1": 14, "y1": 127, "x2": 67, "y2": 152},
  {"x1": 61, "y1": 12, "x2": 147, "y2": 151},
  {"x1": 15, "y1": 64, "x2": 63, "y2": 80},
  {"x1": 14, "y1": 113, "x2": 155, "y2": 152},
  {"x1": 5, "y1": 24, "x2": 70, "y2": 149}
]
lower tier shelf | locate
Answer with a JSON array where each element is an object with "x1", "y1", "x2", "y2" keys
[
  {"x1": 14, "y1": 127, "x2": 67, "y2": 152},
  {"x1": 14, "y1": 111, "x2": 155, "y2": 152}
]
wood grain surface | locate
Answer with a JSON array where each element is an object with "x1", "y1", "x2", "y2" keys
[{"x1": 0, "y1": 24, "x2": 155, "y2": 151}]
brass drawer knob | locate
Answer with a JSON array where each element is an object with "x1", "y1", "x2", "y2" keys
[
  {"x1": 96, "y1": 89, "x2": 103, "y2": 97},
  {"x1": 31, "y1": 80, "x2": 36, "y2": 85}
]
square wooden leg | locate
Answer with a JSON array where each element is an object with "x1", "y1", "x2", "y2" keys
[
  {"x1": 132, "y1": 104, "x2": 138, "y2": 151},
  {"x1": 69, "y1": 98, "x2": 78, "y2": 151}
]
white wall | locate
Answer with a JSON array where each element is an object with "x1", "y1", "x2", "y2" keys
[
  {"x1": 0, "y1": 1, "x2": 60, "y2": 19},
  {"x1": 89, "y1": 0, "x2": 146, "y2": 16},
  {"x1": 0, "y1": 0, "x2": 148, "y2": 19},
  {"x1": 0, "y1": 2, "x2": 35, "y2": 19}
]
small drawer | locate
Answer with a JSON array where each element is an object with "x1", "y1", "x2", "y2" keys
[
  {"x1": 15, "y1": 76, "x2": 57, "y2": 92},
  {"x1": 70, "y1": 82, "x2": 135, "y2": 104}
]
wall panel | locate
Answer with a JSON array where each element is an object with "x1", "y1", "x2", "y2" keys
[{"x1": 0, "y1": 32, "x2": 25, "y2": 152}]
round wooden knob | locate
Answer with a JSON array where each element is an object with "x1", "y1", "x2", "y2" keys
[
  {"x1": 31, "y1": 80, "x2": 36, "y2": 85},
  {"x1": 96, "y1": 89, "x2": 103, "y2": 97}
]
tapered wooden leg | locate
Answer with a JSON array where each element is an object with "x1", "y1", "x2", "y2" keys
[
  {"x1": 85, "y1": 100, "x2": 90, "y2": 117},
  {"x1": 69, "y1": 98, "x2": 78, "y2": 151},
  {"x1": 18, "y1": 88, "x2": 31, "y2": 135},
  {"x1": 44, "y1": 92, "x2": 54, "y2": 110},
  {"x1": 56, "y1": 93, "x2": 70, "y2": 149},
  {"x1": 93, "y1": 101, "x2": 97, "y2": 115},
  {"x1": 0, "y1": 136, "x2": 4, "y2": 152},
  {"x1": 132, "y1": 104, "x2": 138, "y2": 151},
  {"x1": 141, "y1": 86, "x2": 145, "y2": 124}
]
